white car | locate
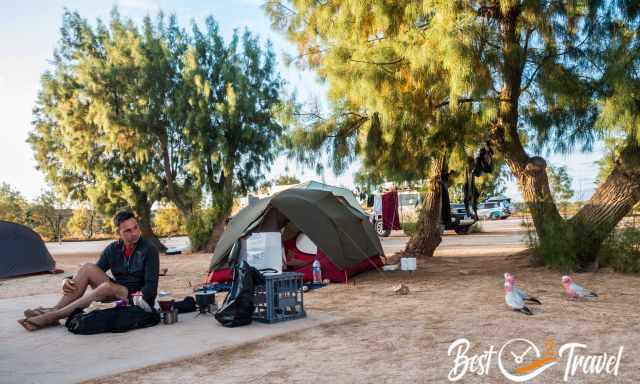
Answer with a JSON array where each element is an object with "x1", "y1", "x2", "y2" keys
[{"x1": 477, "y1": 202, "x2": 510, "y2": 220}]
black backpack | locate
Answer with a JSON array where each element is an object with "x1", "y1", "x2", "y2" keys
[
  {"x1": 65, "y1": 306, "x2": 160, "y2": 334},
  {"x1": 214, "y1": 261, "x2": 266, "y2": 327}
]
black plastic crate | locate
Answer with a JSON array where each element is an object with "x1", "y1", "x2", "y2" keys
[{"x1": 253, "y1": 272, "x2": 306, "y2": 323}]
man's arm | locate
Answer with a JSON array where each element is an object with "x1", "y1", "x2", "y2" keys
[
  {"x1": 96, "y1": 244, "x2": 111, "y2": 272},
  {"x1": 141, "y1": 245, "x2": 160, "y2": 305}
]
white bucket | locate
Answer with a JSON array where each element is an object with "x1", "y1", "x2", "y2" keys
[{"x1": 400, "y1": 257, "x2": 416, "y2": 271}]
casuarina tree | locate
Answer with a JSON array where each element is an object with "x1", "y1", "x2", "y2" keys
[
  {"x1": 30, "y1": 9, "x2": 286, "y2": 252},
  {"x1": 266, "y1": 1, "x2": 502, "y2": 258},
  {"x1": 29, "y1": 10, "x2": 167, "y2": 250},
  {"x1": 266, "y1": 1, "x2": 640, "y2": 270}
]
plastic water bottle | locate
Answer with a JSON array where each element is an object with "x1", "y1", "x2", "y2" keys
[{"x1": 312, "y1": 258, "x2": 322, "y2": 284}]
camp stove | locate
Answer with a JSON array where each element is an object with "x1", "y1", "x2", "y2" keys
[{"x1": 195, "y1": 290, "x2": 216, "y2": 316}]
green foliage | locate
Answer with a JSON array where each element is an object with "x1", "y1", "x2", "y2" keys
[
  {"x1": 28, "y1": 10, "x2": 164, "y2": 228},
  {"x1": 548, "y1": 166, "x2": 574, "y2": 203},
  {"x1": 548, "y1": 165, "x2": 574, "y2": 215},
  {"x1": 274, "y1": 175, "x2": 300, "y2": 185},
  {"x1": 29, "y1": 9, "x2": 287, "y2": 249},
  {"x1": 0, "y1": 183, "x2": 29, "y2": 224},
  {"x1": 264, "y1": 0, "x2": 606, "y2": 169},
  {"x1": 67, "y1": 207, "x2": 106, "y2": 240},
  {"x1": 600, "y1": 227, "x2": 640, "y2": 273},
  {"x1": 266, "y1": 1, "x2": 492, "y2": 184},
  {"x1": 27, "y1": 191, "x2": 71, "y2": 241},
  {"x1": 153, "y1": 204, "x2": 187, "y2": 237},
  {"x1": 526, "y1": 221, "x2": 577, "y2": 272},
  {"x1": 264, "y1": 1, "x2": 640, "y2": 269},
  {"x1": 181, "y1": 18, "x2": 286, "y2": 204},
  {"x1": 186, "y1": 207, "x2": 221, "y2": 251},
  {"x1": 401, "y1": 221, "x2": 417, "y2": 237}
]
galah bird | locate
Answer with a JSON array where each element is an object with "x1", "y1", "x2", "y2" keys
[
  {"x1": 504, "y1": 272, "x2": 542, "y2": 304},
  {"x1": 505, "y1": 280, "x2": 533, "y2": 315},
  {"x1": 562, "y1": 276, "x2": 598, "y2": 299}
]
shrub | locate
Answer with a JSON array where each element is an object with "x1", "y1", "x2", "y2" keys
[
  {"x1": 401, "y1": 221, "x2": 417, "y2": 237},
  {"x1": 599, "y1": 227, "x2": 640, "y2": 273},
  {"x1": 153, "y1": 204, "x2": 187, "y2": 237},
  {"x1": 526, "y1": 221, "x2": 577, "y2": 272}
]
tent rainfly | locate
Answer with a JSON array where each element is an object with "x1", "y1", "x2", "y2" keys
[
  {"x1": 0, "y1": 221, "x2": 57, "y2": 278},
  {"x1": 210, "y1": 189, "x2": 384, "y2": 274}
]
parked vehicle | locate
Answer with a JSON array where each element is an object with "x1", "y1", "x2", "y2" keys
[
  {"x1": 371, "y1": 190, "x2": 480, "y2": 236},
  {"x1": 486, "y1": 196, "x2": 514, "y2": 214},
  {"x1": 448, "y1": 204, "x2": 477, "y2": 234},
  {"x1": 371, "y1": 190, "x2": 421, "y2": 237},
  {"x1": 477, "y1": 201, "x2": 510, "y2": 220}
]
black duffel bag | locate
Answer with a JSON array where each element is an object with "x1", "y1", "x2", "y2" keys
[
  {"x1": 65, "y1": 306, "x2": 160, "y2": 334},
  {"x1": 214, "y1": 261, "x2": 266, "y2": 328}
]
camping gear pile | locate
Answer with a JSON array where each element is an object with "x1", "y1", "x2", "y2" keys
[{"x1": 207, "y1": 187, "x2": 385, "y2": 327}]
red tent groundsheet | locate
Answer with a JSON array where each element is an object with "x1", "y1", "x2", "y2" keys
[{"x1": 207, "y1": 238, "x2": 383, "y2": 284}]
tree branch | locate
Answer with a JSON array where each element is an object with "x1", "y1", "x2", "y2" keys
[{"x1": 349, "y1": 58, "x2": 404, "y2": 66}]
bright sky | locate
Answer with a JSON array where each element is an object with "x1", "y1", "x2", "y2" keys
[{"x1": 0, "y1": 0, "x2": 600, "y2": 202}]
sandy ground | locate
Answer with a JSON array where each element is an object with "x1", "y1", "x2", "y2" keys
[{"x1": 2, "y1": 220, "x2": 639, "y2": 383}]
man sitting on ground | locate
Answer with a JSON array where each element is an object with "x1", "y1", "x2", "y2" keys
[{"x1": 18, "y1": 211, "x2": 160, "y2": 331}]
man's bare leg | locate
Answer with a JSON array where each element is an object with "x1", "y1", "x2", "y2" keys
[
  {"x1": 53, "y1": 263, "x2": 112, "y2": 310},
  {"x1": 23, "y1": 264, "x2": 113, "y2": 319},
  {"x1": 19, "y1": 282, "x2": 128, "y2": 330}
]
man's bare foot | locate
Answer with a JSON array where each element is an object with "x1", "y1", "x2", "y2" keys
[
  {"x1": 23, "y1": 307, "x2": 54, "y2": 318},
  {"x1": 17, "y1": 316, "x2": 57, "y2": 332}
]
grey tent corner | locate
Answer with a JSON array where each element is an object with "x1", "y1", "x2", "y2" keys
[{"x1": 1, "y1": 221, "x2": 58, "y2": 279}]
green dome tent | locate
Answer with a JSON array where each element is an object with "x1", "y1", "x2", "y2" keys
[
  {"x1": 292, "y1": 181, "x2": 367, "y2": 215},
  {"x1": 209, "y1": 189, "x2": 383, "y2": 274}
]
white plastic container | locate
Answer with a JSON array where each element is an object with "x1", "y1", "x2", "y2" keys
[
  {"x1": 241, "y1": 232, "x2": 283, "y2": 274},
  {"x1": 400, "y1": 257, "x2": 416, "y2": 271}
]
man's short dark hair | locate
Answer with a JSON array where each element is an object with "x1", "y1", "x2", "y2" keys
[{"x1": 114, "y1": 211, "x2": 136, "y2": 228}]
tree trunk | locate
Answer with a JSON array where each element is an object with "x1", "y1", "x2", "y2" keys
[
  {"x1": 204, "y1": 217, "x2": 228, "y2": 253},
  {"x1": 569, "y1": 141, "x2": 640, "y2": 269},
  {"x1": 203, "y1": 162, "x2": 235, "y2": 253},
  {"x1": 491, "y1": 11, "x2": 572, "y2": 266},
  {"x1": 136, "y1": 198, "x2": 167, "y2": 253},
  {"x1": 203, "y1": 189, "x2": 234, "y2": 253},
  {"x1": 490, "y1": 8, "x2": 640, "y2": 271},
  {"x1": 403, "y1": 155, "x2": 446, "y2": 257}
]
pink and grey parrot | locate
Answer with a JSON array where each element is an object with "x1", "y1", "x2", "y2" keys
[
  {"x1": 562, "y1": 276, "x2": 598, "y2": 299},
  {"x1": 505, "y1": 280, "x2": 533, "y2": 315},
  {"x1": 504, "y1": 272, "x2": 542, "y2": 304}
]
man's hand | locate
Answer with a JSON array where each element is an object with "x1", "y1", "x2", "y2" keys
[{"x1": 62, "y1": 278, "x2": 77, "y2": 294}]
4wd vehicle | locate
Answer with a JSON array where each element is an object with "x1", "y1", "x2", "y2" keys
[
  {"x1": 448, "y1": 204, "x2": 477, "y2": 234},
  {"x1": 486, "y1": 196, "x2": 514, "y2": 215},
  {"x1": 477, "y1": 202, "x2": 510, "y2": 220},
  {"x1": 372, "y1": 215, "x2": 390, "y2": 237}
]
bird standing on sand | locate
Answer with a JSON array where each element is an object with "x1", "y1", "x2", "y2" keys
[
  {"x1": 504, "y1": 272, "x2": 542, "y2": 304},
  {"x1": 505, "y1": 280, "x2": 533, "y2": 315},
  {"x1": 562, "y1": 276, "x2": 598, "y2": 299}
]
